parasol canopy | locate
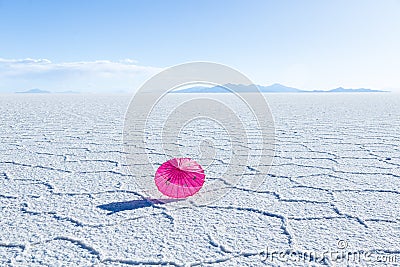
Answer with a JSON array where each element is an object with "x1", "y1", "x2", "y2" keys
[{"x1": 154, "y1": 158, "x2": 205, "y2": 198}]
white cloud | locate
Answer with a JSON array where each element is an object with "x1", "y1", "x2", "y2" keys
[
  {"x1": 0, "y1": 58, "x2": 52, "y2": 64},
  {"x1": 0, "y1": 58, "x2": 162, "y2": 93},
  {"x1": 119, "y1": 58, "x2": 139, "y2": 64}
]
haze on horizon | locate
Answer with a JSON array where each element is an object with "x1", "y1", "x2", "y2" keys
[{"x1": 0, "y1": 0, "x2": 399, "y2": 93}]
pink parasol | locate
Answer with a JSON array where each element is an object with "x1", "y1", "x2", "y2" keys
[{"x1": 154, "y1": 158, "x2": 205, "y2": 198}]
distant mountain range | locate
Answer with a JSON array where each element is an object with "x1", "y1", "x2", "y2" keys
[
  {"x1": 16, "y1": 88, "x2": 51, "y2": 94},
  {"x1": 13, "y1": 84, "x2": 389, "y2": 94},
  {"x1": 173, "y1": 83, "x2": 388, "y2": 93},
  {"x1": 15, "y1": 89, "x2": 79, "y2": 94}
]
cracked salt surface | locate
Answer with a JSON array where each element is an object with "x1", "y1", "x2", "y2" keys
[{"x1": 0, "y1": 93, "x2": 399, "y2": 266}]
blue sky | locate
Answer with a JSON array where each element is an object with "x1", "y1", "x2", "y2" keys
[{"x1": 1, "y1": 0, "x2": 399, "y2": 93}]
